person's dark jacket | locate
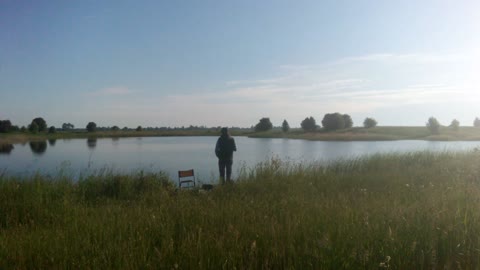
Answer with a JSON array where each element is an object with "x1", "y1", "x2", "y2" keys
[{"x1": 215, "y1": 135, "x2": 237, "y2": 160}]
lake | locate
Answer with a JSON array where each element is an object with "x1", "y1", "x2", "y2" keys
[{"x1": 1, "y1": 136, "x2": 479, "y2": 183}]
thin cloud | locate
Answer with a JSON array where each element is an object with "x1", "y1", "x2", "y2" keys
[{"x1": 87, "y1": 51, "x2": 479, "y2": 127}]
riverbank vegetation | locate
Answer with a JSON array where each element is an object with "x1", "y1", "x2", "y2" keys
[
  {"x1": 250, "y1": 126, "x2": 480, "y2": 141},
  {"x1": 3, "y1": 125, "x2": 480, "y2": 145},
  {"x1": 2, "y1": 115, "x2": 480, "y2": 144},
  {"x1": 1, "y1": 151, "x2": 480, "y2": 268}
]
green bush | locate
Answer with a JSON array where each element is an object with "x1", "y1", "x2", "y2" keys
[
  {"x1": 363, "y1": 117, "x2": 377, "y2": 128},
  {"x1": 300, "y1": 116, "x2": 316, "y2": 132},
  {"x1": 86, "y1": 122, "x2": 97, "y2": 132},
  {"x1": 322, "y1": 113, "x2": 345, "y2": 131},
  {"x1": 426, "y1": 117, "x2": 441, "y2": 134},
  {"x1": 254, "y1": 117, "x2": 273, "y2": 132}
]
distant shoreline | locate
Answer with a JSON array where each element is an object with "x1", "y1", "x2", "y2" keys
[{"x1": 2, "y1": 126, "x2": 480, "y2": 144}]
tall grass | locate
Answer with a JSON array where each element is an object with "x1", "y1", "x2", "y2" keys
[{"x1": 1, "y1": 151, "x2": 480, "y2": 269}]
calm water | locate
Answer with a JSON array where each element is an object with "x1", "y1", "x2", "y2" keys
[{"x1": 1, "y1": 136, "x2": 479, "y2": 183}]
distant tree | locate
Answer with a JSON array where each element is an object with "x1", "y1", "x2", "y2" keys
[
  {"x1": 301, "y1": 117, "x2": 317, "y2": 132},
  {"x1": 31, "y1": 117, "x2": 47, "y2": 132},
  {"x1": 281, "y1": 119, "x2": 290, "y2": 133},
  {"x1": 29, "y1": 122, "x2": 39, "y2": 134},
  {"x1": 123, "y1": 127, "x2": 129, "y2": 131},
  {"x1": 426, "y1": 117, "x2": 441, "y2": 134},
  {"x1": 474, "y1": 117, "x2": 480, "y2": 128},
  {"x1": 449, "y1": 119, "x2": 460, "y2": 131},
  {"x1": 0, "y1": 120, "x2": 12, "y2": 133},
  {"x1": 111, "y1": 126, "x2": 120, "y2": 131},
  {"x1": 48, "y1": 126, "x2": 56, "y2": 133},
  {"x1": 322, "y1": 113, "x2": 345, "y2": 131},
  {"x1": 343, "y1": 114, "x2": 353, "y2": 128},
  {"x1": 136, "y1": 126, "x2": 143, "y2": 132},
  {"x1": 62, "y1": 123, "x2": 75, "y2": 130},
  {"x1": 86, "y1": 122, "x2": 97, "y2": 132},
  {"x1": 11, "y1": 125, "x2": 19, "y2": 132},
  {"x1": 20, "y1": 126, "x2": 27, "y2": 132},
  {"x1": 363, "y1": 117, "x2": 378, "y2": 128},
  {"x1": 254, "y1": 117, "x2": 273, "y2": 132}
]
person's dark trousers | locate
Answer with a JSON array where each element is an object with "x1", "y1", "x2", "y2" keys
[{"x1": 218, "y1": 159, "x2": 233, "y2": 183}]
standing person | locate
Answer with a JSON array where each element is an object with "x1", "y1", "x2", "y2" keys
[{"x1": 215, "y1": 127, "x2": 237, "y2": 183}]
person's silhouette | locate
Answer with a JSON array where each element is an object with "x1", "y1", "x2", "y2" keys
[{"x1": 215, "y1": 127, "x2": 237, "y2": 183}]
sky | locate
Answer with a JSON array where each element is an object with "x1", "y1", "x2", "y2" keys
[{"x1": 1, "y1": 0, "x2": 479, "y2": 128}]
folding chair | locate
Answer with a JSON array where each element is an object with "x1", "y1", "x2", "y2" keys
[{"x1": 178, "y1": 169, "x2": 196, "y2": 188}]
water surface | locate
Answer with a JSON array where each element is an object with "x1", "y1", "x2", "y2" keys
[{"x1": 1, "y1": 136, "x2": 479, "y2": 183}]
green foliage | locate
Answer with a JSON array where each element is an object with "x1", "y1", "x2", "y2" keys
[
  {"x1": 300, "y1": 116, "x2": 316, "y2": 132},
  {"x1": 343, "y1": 114, "x2": 353, "y2": 128},
  {"x1": 20, "y1": 126, "x2": 27, "y2": 132},
  {"x1": 0, "y1": 120, "x2": 12, "y2": 133},
  {"x1": 62, "y1": 123, "x2": 74, "y2": 130},
  {"x1": 254, "y1": 117, "x2": 273, "y2": 132},
  {"x1": 111, "y1": 126, "x2": 120, "y2": 131},
  {"x1": 322, "y1": 113, "x2": 345, "y2": 131},
  {"x1": 363, "y1": 117, "x2": 378, "y2": 128},
  {"x1": 31, "y1": 117, "x2": 47, "y2": 132},
  {"x1": 28, "y1": 122, "x2": 39, "y2": 134},
  {"x1": 281, "y1": 119, "x2": 290, "y2": 133},
  {"x1": 449, "y1": 119, "x2": 460, "y2": 131},
  {"x1": 136, "y1": 126, "x2": 143, "y2": 132},
  {"x1": 86, "y1": 122, "x2": 97, "y2": 132},
  {"x1": 426, "y1": 117, "x2": 441, "y2": 134},
  {"x1": 474, "y1": 117, "x2": 480, "y2": 128},
  {"x1": 48, "y1": 126, "x2": 56, "y2": 134}
]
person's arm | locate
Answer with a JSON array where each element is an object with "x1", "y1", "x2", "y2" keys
[
  {"x1": 232, "y1": 138, "x2": 237, "y2": 152},
  {"x1": 215, "y1": 139, "x2": 221, "y2": 158}
]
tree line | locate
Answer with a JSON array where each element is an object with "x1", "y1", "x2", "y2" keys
[
  {"x1": 254, "y1": 115, "x2": 480, "y2": 134},
  {"x1": 0, "y1": 118, "x2": 251, "y2": 134},
  {"x1": 254, "y1": 113, "x2": 363, "y2": 132},
  {"x1": 2, "y1": 116, "x2": 480, "y2": 134}
]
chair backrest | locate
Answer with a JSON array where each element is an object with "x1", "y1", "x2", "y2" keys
[{"x1": 178, "y1": 169, "x2": 195, "y2": 188}]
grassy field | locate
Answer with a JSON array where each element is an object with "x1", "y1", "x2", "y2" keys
[
  {"x1": 250, "y1": 126, "x2": 480, "y2": 141},
  {"x1": 2, "y1": 151, "x2": 480, "y2": 268}
]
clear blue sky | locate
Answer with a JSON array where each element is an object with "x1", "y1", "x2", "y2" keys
[{"x1": 1, "y1": 0, "x2": 479, "y2": 128}]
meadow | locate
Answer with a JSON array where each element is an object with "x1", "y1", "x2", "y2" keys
[
  {"x1": 250, "y1": 126, "x2": 480, "y2": 141},
  {"x1": 1, "y1": 151, "x2": 480, "y2": 269}
]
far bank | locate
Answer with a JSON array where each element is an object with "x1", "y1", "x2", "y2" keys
[{"x1": 2, "y1": 126, "x2": 480, "y2": 144}]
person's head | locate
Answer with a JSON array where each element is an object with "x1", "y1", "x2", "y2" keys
[{"x1": 221, "y1": 127, "x2": 229, "y2": 136}]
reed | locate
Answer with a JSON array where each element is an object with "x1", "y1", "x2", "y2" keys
[{"x1": 1, "y1": 151, "x2": 480, "y2": 269}]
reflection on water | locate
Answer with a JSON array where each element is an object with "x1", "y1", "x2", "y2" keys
[
  {"x1": 1, "y1": 137, "x2": 479, "y2": 182},
  {"x1": 29, "y1": 141, "x2": 47, "y2": 155},
  {"x1": 87, "y1": 138, "x2": 97, "y2": 149},
  {"x1": 48, "y1": 139, "x2": 57, "y2": 146},
  {"x1": 112, "y1": 137, "x2": 119, "y2": 147},
  {"x1": 0, "y1": 144, "x2": 14, "y2": 154}
]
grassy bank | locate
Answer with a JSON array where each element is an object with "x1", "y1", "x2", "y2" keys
[
  {"x1": 250, "y1": 126, "x2": 480, "y2": 141},
  {"x1": 2, "y1": 151, "x2": 480, "y2": 268},
  {"x1": 2, "y1": 126, "x2": 480, "y2": 144}
]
